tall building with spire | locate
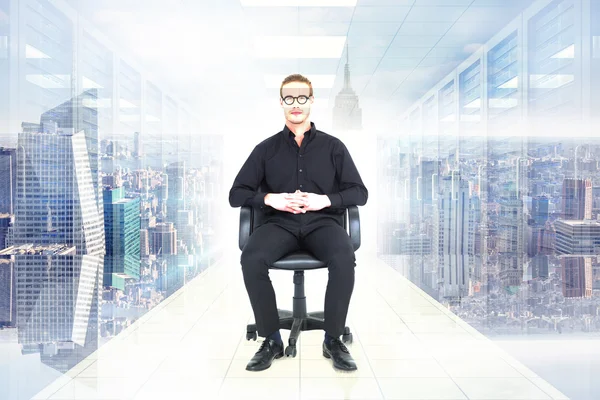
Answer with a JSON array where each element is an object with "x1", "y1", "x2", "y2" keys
[{"x1": 333, "y1": 43, "x2": 362, "y2": 131}]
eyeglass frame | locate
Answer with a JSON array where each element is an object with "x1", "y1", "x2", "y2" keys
[{"x1": 281, "y1": 95, "x2": 312, "y2": 105}]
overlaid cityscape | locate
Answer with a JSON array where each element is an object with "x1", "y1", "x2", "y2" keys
[{"x1": 1, "y1": 0, "x2": 600, "y2": 399}]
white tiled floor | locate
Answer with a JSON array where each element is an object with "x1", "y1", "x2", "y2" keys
[{"x1": 31, "y1": 252, "x2": 570, "y2": 400}]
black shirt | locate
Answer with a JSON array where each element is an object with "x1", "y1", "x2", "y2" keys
[{"x1": 228, "y1": 122, "x2": 368, "y2": 229}]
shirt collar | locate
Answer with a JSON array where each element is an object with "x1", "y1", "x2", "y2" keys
[{"x1": 284, "y1": 122, "x2": 316, "y2": 140}]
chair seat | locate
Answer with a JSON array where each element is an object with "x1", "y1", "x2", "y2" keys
[{"x1": 271, "y1": 250, "x2": 326, "y2": 271}]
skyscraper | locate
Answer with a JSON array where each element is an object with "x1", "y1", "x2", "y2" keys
[
  {"x1": 12, "y1": 130, "x2": 105, "y2": 256},
  {"x1": 166, "y1": 161, "x2": 186, "y2": 225},
  {"x1": 40, "y1": 89, "x2": 101, "y2": 213},
  {"x1": 0, "y1": 147, "x2": 16, "y2": 214},
  {"x1": 0, "y1": 257, "x2": 15, "y2": 327},
  {"x1": 134, "y1": 131, "x2": 142, "y2": 158},
  {"x1": 555, "y1": 220, "x2": 600, "y2": 254},
  {"x1": 531, "y1": 195, "x2": 549, "y2": 225},
  {"x1": 434, "y1": 172, "x2": 472, "y2": 300},
  {"x1": 6, "y1": 247, "x2": 102, "y2": 371},
  {"x1": 562, "y1": 178, "x2": 592, "y2": 220},
  {"x1": 561, "y1": 256, "x2": 593, "y2": 298},
  {"x1": 150, "y1": 222, "x2": 177, "y2": 256},
  {"x1": 332, "y1": 43, "x2": 362, "y2": 131},
  {"x1": 103, "y1": 187, "x2": 141, "y2": 290}
]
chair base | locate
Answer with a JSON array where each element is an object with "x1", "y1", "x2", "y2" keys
[
  {"x1": 246, "y1": 309, "x2": 352, "y2": 357},
  {"x1": 244, "y1": 271, "x2": 352, "y2": 357}
]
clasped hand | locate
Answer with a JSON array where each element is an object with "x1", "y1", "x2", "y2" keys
[{"x1": 266, "y1": 190, "x2": 331, "y2": 214}]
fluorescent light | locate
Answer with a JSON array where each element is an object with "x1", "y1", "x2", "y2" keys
[
  {"x1": 460, "y1": 114, "x2": 481, "y2": 122},
  {"x1": 440, "y1": 114, "x2": 455, "y2": 122},
  {"x1": 264, "y1": 74, "x2": 336, "y2": 89},
  {"x1": 145, "y1": 114, "x2": 161, "y2": 122},
  {"x1": 26, "y1": 74, "x2": 69, "y2": 89},
  {"x1": 530, "y1": 74, "x2": 574, "y2": 89},
  {"x1": 119, "y1": 114, "x2": 140, "y2": 122},
  {"x1": 119, "y1": 98, "x2": 138, "y2": 109},
  {"x1": 464, "y1": 98, "x2": 481, "y2": 109},
  {"x1": 82, "y1": 98, "x2": 112, "y2": 108},
  {"x1": 241, "y1": 0, "x2": 356, "y2": 5},
  {"x1": 254, "y1": 36, "x2": 346, "y2": 59},
  {"x1": 82, "y1": 76, "x2": 103, "y2": 89},
  {"x1": 489, "y1": 98, "x2": 518, "y2": 108},
  {"x1": 551, "y1": 44, "x2": 574, "y2": 59},
  {"x1": 499, "y1": 76, "x2": 518, "y2": 89},
  {"x1": 26, "y1": 44, "x2": 50, "y2": 59}
]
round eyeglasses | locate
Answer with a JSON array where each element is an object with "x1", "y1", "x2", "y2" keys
[{"x1": 282, "y1": 95, "x2": 310, "y2": 105}]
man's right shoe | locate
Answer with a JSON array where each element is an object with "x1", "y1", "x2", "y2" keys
[{"x1": 245, "y1": 338, "x2": 284, "y2": 371}]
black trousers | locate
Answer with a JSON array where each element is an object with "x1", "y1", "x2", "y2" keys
[{"x1": 240, "y1": 220, "x2": 355, "y2": 338}]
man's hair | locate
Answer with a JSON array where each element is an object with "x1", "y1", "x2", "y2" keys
[{"x1": 280, "y1": 74, "x2": 313, "y2": 98}]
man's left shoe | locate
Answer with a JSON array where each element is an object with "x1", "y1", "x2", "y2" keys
[{"x1": 322, "y1": 338, "x2": 357, "y2": 371}]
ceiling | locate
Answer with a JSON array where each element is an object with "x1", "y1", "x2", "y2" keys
[{"x1": 67, "y1": 0, "x2": 536, "y2": 127}]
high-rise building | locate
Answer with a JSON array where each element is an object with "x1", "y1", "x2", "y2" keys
[
  {"x1": 561, "y1": 178, "x2": 592, "y2": 220},
  {"x1": 166, "y1": 161, "x2": 186, "y2": 224},
  {"x1": 332, "y1": 43, "x2": 362, "y2": 131},
  {"x1": 2, "y1": 246, "x2": 102, "y2": 371},
  {"x1": 434, "y1": 172, "x2": 472, "y2": 300},
  {"x1": 140, "y1": 229, "x2": 150, "y2": 258},
  {"x1": 531, "y1": 195, "x2": 549, "y2": 225},
  {"x1": 103, "y1": 187, "x2": 141, "y2": 290},
  {"x1": 12, "y1": 131, "x2": 105, "y2": 256},
  {"x1": 0, "y1": 214, "x2": 12, "y2": 250},
  {"x1": 0, "y1": 148, "x2": 16, "y2": 214},
  {"x1": 561, "y1": 256, "x2": 593, "y2": 298},
  {"x1": 134, "y1": 131, "x2": 142, "y2": 158},
  {"x1": 555, "y1": 220, "x2": 600, "y2": 254},
  {"x1": 40, "y1": 90, "x2": 102, "y2": 214},
  {"x1": 150, "y1": 222, "x2": 177, "y2": 256},
  {"x1": 0, "y1": 257, "x2": 16, "y2": 327}
]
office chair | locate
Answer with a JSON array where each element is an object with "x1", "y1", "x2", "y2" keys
[{"x1": 239, "y1": 205, "x2": 360, "y2": 358}]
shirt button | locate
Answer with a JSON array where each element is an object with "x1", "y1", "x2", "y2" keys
[
  {"x1": 299, "y1": 169, "x2": 303, "y2": 173},
  {"x1": 299, "y1": 154, "x2": 303, "y2": 157},
  {"x1": 300, "y1": 185, "x2": 303, "y2": 188}
]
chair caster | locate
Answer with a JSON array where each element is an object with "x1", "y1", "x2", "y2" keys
[
  {"x1": 342, "y1": 327, "x2": 352, "y2": 343},
  {"x1": 285, "y1": 345, "x2": 297, "y2": 358},
  {"x1": 246, "y1": 331, "x2": 257, "y2": 341},
  {"x1": 342, "y1": 333, "x2": 353, "y2": 344}
]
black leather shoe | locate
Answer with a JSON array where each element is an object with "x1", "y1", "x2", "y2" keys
[
  {"x1": 245, "y1": 338, "x2": 284, "y2": 371},
  {"x1": 323, "y1": 338, "x2": 357, "y2": 371}
]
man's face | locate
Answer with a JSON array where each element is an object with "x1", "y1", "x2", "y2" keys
[{"x1": 280, "y1": 82, "x2": 313, "y2": 125}]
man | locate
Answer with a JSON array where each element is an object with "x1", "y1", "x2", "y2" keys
[{"x1": 228, "y1": 74, "x2": 367, "y2": 372}]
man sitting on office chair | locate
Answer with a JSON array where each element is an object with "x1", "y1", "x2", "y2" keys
[{"x1": 228, "y1": 74, "x2": 368, "y2": 372}]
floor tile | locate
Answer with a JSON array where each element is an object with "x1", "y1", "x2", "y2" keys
[
  {"x1": 48, "y1": 377, "x2": 147, "y2": 400},
  {"x1": 300, "y1": 377, "x2": 382, "y2": 400},
  {"x1": 528, "y1": 377, "x2": 570, "y2": 400},
  {"x1": 219, "y1": 378, "x2": 300, "y2": 400},
  {"x1": 152, "y1": 357, "x2": 232, "y2": 378},
  {"x1": 435, "y1": 357, "x2": 523, "y2": 378},
  {"x1": 378, "y1": 377, "x2": 467, "y2": 400},
  {"x1": 132, "y1": 377, "x2": 223, "y2": 400},
  {"x1": 369, "y1": 359, "x2": 449, "y2": 378},
  {"x1": 362, "y1": 344, "x2": 432, "y2": 360},
  {"x1": 453, "y1": 377, "x2": 552, "y2": 399}
]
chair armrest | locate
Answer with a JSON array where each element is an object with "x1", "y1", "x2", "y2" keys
[
  {"x1": 239, "y1": 206, "x2": 252, "y2": 251},
  {"x1": 347, "y1": 205, "x2": 360, "y2": 251}
]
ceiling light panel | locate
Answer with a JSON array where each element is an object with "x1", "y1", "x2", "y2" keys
[{"x1": 253, "y1": 36, "x2": 346, "y2": 58}]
